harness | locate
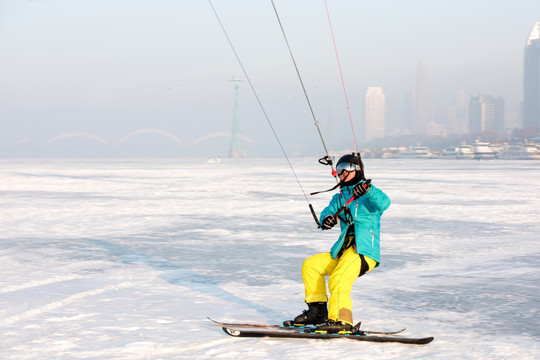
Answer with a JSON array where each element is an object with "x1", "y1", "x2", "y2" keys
[{"x1": 337, "y1": 207, "x2": 370, "y2": 277}]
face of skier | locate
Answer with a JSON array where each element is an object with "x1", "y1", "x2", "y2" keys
[{"x1": 339, "y1": 169, "x2": 356, "y2": 183}]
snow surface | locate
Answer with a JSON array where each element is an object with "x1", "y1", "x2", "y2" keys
[{"x1": 0, "y1": 157, "x2": 538, "y2": 359}]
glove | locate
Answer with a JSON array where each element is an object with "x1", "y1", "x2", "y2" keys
[
  {"x1": 352, "y1": 179, "x2": 372, "y2": 198},
  {"x1": 321, "y1": 215, "x2": 338, "y2": 230}
]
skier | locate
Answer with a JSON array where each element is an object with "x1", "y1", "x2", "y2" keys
[{"x1": 285, "y1": 154, "x2": 391, "y2": 333}]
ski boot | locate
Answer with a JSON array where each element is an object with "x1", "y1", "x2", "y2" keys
[
  {"x1": 283, "y1": 302, "x2": 328, "y2": 327},
  {"x1": 315, "y1": 319, "x2": 353, "y2": 334}
]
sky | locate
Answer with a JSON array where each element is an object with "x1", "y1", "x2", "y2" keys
[{"x1": 1, "y1": 0, "x2": 540, "y2": 157}]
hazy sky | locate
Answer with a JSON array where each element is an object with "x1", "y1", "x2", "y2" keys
[{"x1": 1, "y1": 0, "x2": 540, "y2": 156}]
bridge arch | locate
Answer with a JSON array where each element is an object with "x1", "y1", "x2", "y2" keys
[
  {"x1": 117, "y1": 128, "x2": 184, "y2": 145},
  {"x1": 117, "y1": 128, "x2": 183, "y2": 145},
  {"x1": 45, "y1": 132, "x2": 108, "y2": 145}
]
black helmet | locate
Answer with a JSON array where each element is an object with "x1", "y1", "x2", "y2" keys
[
  {"x1": 336, "y1": 153, "x2": 364, "y2": 186},
  {"x1": 336, "y1": 154, "x2": 361, "y2": 174}
]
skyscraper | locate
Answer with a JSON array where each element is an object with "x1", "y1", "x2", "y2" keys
[
  {"x1": 413, "y1": 59, "x2": 430, "y2": 135},
  {"x1": 523, "y1": 22, "x2": 540, "y2": 128},
  {"x1": 364, "y1": 87, "x2": 385, "y2": 141},
  {"x1": 469, "y1": 96, "x2": 484, "y2": 134},
  {"x1": 469, "y1": 95, "x2": 505, "y2": 135}
]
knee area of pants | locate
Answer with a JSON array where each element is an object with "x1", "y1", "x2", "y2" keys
[{"x1": 301, "y1": 258, "x2": 313, "y2": 272}]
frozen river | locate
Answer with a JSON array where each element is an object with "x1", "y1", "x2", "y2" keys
[{"x1": 0, "y1": 157, "x2": 538, "y2": 359}]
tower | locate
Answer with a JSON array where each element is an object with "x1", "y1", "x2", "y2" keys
[
  {"x1": 364, "y1": 87, "x2": 385, "y2": 141},
  {"x1": 523, "y1": 22, "x2": 540, "y2": 128},
  {"x1": 229, "y1": 76, "x2": 246, "y2": 158}
]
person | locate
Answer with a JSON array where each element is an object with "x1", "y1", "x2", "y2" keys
[{"x1": 284, "y1": 153, "x2": 391, "y2": 333}]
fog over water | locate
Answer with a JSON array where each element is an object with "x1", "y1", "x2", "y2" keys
[{"x1": 1, "y1": 1, "x2": 540, "y2": 157}]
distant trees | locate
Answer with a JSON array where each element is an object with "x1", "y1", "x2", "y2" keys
[{"x1": 510, "y1": 127, "x2": 540, "y2": 141}]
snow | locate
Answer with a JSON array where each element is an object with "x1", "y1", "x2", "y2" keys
[{"x1": 0, "y1": 157, "x2": 539, "y2": 359}]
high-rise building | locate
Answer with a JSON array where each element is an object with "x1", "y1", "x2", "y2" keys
[
  {"x1": 365, "y1": 87, "x2": 385, "y2": 141},
  {"x1": 446, "y1": 91, "x2": 468, "y2": 134},
  {"x1": 523, "y1": 22, "x2": 540, "y2": 128},
  {"x1": 413, "y1": 59, "x2": 430, "y2": 135},
  {"x1": 469, "y1": 95, "x2": 505, "y2": 134},
  {"x1": 469, "y1": 96, "x2": 484, "y2": 134}
]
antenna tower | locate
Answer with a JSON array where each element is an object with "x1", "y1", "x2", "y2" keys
[{"x1": 229, "y1": 76, "x2": 246, "y2": 158}]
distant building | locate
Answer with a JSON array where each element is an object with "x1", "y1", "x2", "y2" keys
[
  {"x1": 446, "y1": 91, "x2": 468, "y2": 134},
  {"x1": 523, "y1": 22, "x2": 540, "y2": 128},
  {"x1": 493, "y1": 97, "x2": 505, "y2": 134},
  {"x1": 365, "y1": 87, "x2": 386, "y2": 141},
  {"x1": 413, "y1": 59, "x2": 430, "y2": 135},
  {"x1": 469, "y1": 95, "x2": 505, "y2": 134}
]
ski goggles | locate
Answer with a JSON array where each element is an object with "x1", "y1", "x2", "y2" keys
[{"x1": 336, "y1": 161, "x2": 359, "y2": 175}]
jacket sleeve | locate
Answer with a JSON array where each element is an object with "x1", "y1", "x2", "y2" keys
[
  {"x1": 363, "y1": 184, "x2": 391, "y2": 213},
  {"x1": 320, "y1": 192, "x2": 344, "y2": 221}
]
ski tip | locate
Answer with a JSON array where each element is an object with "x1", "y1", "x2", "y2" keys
[
  {"x1": 222, "y1": 327, "x2": 242, "y2": 337},
  {"x1": 419, "y1": 336, "x2": 435, "y2": 345}
]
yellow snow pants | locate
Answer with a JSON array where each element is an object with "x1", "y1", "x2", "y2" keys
[{"x1": 301, "y1": 246, "x2": 377, "y2": 325}]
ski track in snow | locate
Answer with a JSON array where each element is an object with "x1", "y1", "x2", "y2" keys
[
  {"x1": 0, "y1": 275, "x2": 84, "y2": 295},
  {"x1": 0, "y1": 158, "x2": 539, "y2": 359},
  {"x1": 1, "y1": 281, "x2": 139, "y2": 327}
]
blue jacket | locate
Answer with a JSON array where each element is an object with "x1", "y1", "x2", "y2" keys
[{"x1": 320, "y1": 181, "x2": 390, "y2": 264}]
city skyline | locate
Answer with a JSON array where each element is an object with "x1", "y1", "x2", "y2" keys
[{"x1": 1, "y1": 1, "x2": 539, "y2": 157}]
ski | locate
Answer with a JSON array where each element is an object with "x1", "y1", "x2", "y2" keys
[
  {"x1": 208, "y1": 317, "x2": 314, "y2": 331},
  {"x1": 207, "y1": 317, "x2": 406, "y2": 335},
  {"x1": 221, "y1": 326, "x2": 434, "y2": 345}
]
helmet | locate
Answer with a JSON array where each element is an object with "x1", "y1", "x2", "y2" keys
[
  {"x1": 336, "y1": 153, "x2": 364, "y2": 187},
  {"x1": 336, "y1": 154, "x2": 361, "y2": 175}
]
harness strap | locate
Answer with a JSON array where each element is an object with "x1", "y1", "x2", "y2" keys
[
  {"x1": 358, "y1": 254, "x2": 369, "y2": 277},
  {"x1": 309, "y1": 182, "x2": 341, "y2": 196}
]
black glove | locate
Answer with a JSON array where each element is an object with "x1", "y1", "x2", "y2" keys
[
  {"x1": 321, "y1": 215, "x2": 338, "y2": 230},
  {"x1": 352, "y1": 179, "x2": 371, "y2": 198}
]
